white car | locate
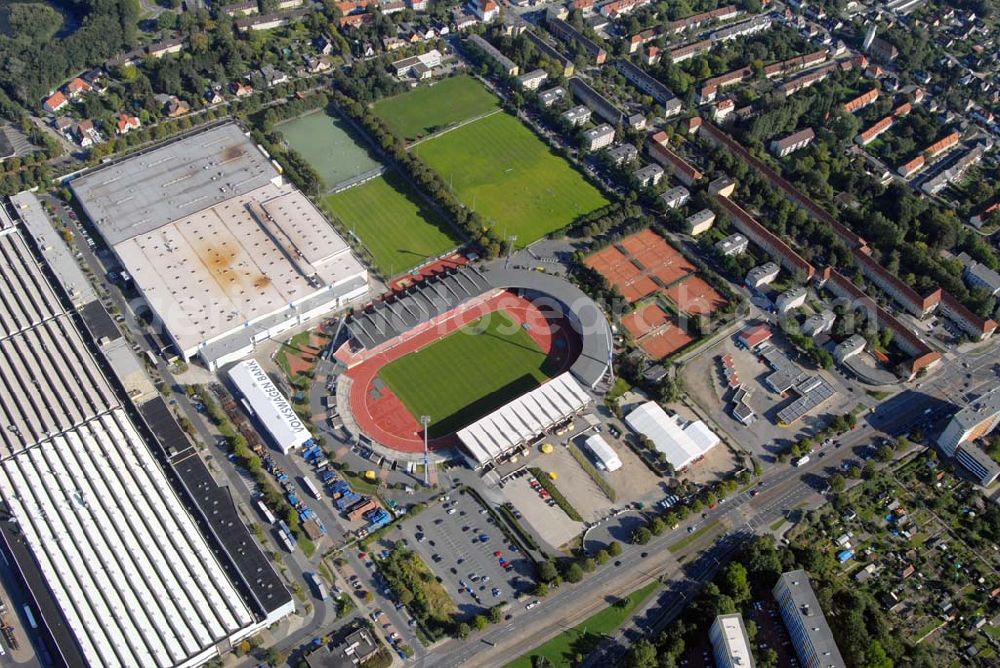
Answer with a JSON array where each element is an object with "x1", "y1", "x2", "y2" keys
[{"x1": 526, "y1": 600, "x2": 540, "y2": 610}]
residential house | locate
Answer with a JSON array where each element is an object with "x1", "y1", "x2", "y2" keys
[
  {"x1": 715, "y1": 233, "x2": 748, "y2": 256},
  {"x1": 646, "y1": 131, "x2": 703, "y2": 186},
  {"x1": 685, "y1": 209, "x2": 715, "y2": 235},
  {"x1": 661, "y1": 186, "x2": 690, "y2": 209},
  {"x1": 517, "y1": 69, "x2": 548, "y2": 90},
  {"x1": 583, "y1": 124, "x2": 615, "y2": 151},
  {"x1": 770, "y1": 127, "x2": 815, "y2": 157},
  {"x1": 538, "y1": 86, "x2": 566, "y2": 107},
  {"x1": 470, "y1": 0, "x2": 499, "y2": 23},
  {"x1": 43, "y1": 92, "x2": 69, "y2": 114},
  {"x1": 633, "y1": 163, "x2": 664, "y2": 188},
  {"x1": 746, "y1": 262, "x2": 780, "y2": 289},
  {"x1": 606, "y1": 143, "x2": 637, "y2": 165},
  {"x1": 65, "y1": 78, "x2": 92, "y2": 98},
  {"x1": 147, "y1": 37, "x2": 184, "y2": 59},
  {"x1": 222, "y1": 1, "x2": 259, "y2": 16},
  {"x1": 467, "y1": 34, "x2": 518, "y2": 75},
  {"x1": 115, "y1": 113, "x2": 141, "y2": 135},
  {"x1": 230, "y1": 81, "x2": 254, "y2": 97},
  {"x1": 260, "y1": 64, "x2": 289, "y2": 87}
]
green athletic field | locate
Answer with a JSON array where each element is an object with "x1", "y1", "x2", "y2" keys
[
  {"x1": 379, "y1": 310, "x2": 560, "y2": 437},
  {"x1": 323, "y1": 170, "x2": 460, "y2": 276},
  {"x1": 413, "y1": 112, "x2": 610, "y2": 245},
  {"x1": 373, "y1": 75, "x2": 501, "y2": 141},
  {"x1": 276, "y1": 111, "x2": 381, "y2": 189}
]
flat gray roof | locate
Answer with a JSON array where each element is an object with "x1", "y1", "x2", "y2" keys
[
  {"x1": 70, "y1": 123, "x2": 278, "y2": 245},
  {"x1": 774, "y1": 570, "x2": 845, "y2": 668},
  {"x1": 9, "y1": 191, "x2": 97, "y2": 307},
  {"x1": 950, "y1": 386, "x2": 1000, "y2": 431}
]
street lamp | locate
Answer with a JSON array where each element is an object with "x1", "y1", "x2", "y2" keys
[{"x1": 420, "y1": 415, "x2": 431, "y2": 486}]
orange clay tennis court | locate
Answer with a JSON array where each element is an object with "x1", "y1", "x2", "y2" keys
[
  {"x1": 586, "y1": 229, "x2": 699, "y2": 304},
  {"x1": 662, "y1": 275, "x2": 727, "y2": 316},
  {"x1": 621, "y1": 302, "x2": 694, "y2": 359}
]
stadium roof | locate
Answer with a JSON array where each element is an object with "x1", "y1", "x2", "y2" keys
[
  {"x1": 228, "y1": 358, "x2": 313, "y2": 453},
  {"x1": 347, "y1": 266, "x2": 493, "y2": 349},
  {"x1": 624, "y1": 401, "x2": 718, "y2": 471},
  {"x1": 458, "y1": 373, "x2": 592, "y2": 467},
  {"x1": 584, "y1": 433, "x2": 622, "y2": 471},
  {"x1": 70, "y1": 123, "x2": 279, "y2": 245}
]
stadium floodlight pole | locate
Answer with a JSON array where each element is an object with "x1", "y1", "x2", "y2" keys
[{"x1": 420, "y1": 415, "x2": 431, "y2": 486}]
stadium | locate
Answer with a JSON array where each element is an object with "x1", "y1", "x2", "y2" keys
[{"x1": 334, "y1": 265, "x2": 614, "y2": 469}]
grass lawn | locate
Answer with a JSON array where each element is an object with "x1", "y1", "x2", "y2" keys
[
  {"x1": 414, "y1": 112, "x2": 609, "y2": 246},
  {"x1": 323, "y1": 170, "x2": 460, "y2": 275},
  {"x1": 667, "y1": 520, "x2": 720, "y2": 553},
  {"x1": 374, "y1": 75, "x2": 501, "y2": 141},
  {"x1": 504, "y1": 581, "x2": 660, "y2": 668},
  {"x1": 277, "y1": 111, "x2": 381, "y2": 189},
  {"x1": 379, "y1": 309, "x2": 559, "y2": 436}
]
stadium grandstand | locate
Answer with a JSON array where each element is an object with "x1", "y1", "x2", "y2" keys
[
  {"x1": 457, "y1": 373, "x2": 593, "y2": 468},
  {"x1": 0, "y1": 216, "x2": 293, "y2": 666},
  {"x1": 344, "y1": 265, "x2": 613, "y2": 389}
]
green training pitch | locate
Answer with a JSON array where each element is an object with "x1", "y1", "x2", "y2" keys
[
  {"x1": 323, "y1": 170, "x2": 460, "y2": 276},
  {"x1": 373, "y1": 75, "x2": 501, "y2": 141},
  {"x1": 413, "y1": 112, "x2": 610, "y2": 245},
  {"x1": 277, "y1": 111, "x2": 381, "y2": 189},
  {"x1": 379, "y1": 310, "x2": 559, "y2": 437}
]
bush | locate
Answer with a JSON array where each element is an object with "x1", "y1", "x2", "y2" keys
[
  {"x1": 564, "y1": 563, "x2": 584, "y2": 583},
  {"x1": 608, "y1": 541, "x2": 623, "y2": 557}
]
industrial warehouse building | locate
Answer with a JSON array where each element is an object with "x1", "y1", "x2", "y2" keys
[
  {"x1": 458, "y1": 373, "x2": 593, "y2": 468},
  {"x1": 228, "y1": 358, "x2": 314, "y2": 454},
  {"x1": 70, "y1": 123, "x2": 369, "y2": 370},
  {"x1": 624, "y1": 401, "x2": 719, "y2": 471},
  {"x1": 0, "y1": 222, "x2": 293, "y2": 667}
]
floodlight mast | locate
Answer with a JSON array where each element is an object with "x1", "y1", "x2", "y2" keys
[{"x1": 420, "y1": 415, "x2": 431, "y2": 486}]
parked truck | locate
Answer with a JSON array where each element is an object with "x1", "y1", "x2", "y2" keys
[
  {"x1": 306, "y1": 572, "x2": 327, "y2": 600},
  {"x1": 302, "y1": 477, "x2": 322, "y2": 500}
]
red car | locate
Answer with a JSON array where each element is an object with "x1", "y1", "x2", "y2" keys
[{"x1": 494, "y1": 551, "x2": 503, "y2": 558}]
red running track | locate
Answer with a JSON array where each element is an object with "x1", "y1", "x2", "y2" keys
[{"x1": 345, "y1": 290, "x2": 578, "y2": 454}]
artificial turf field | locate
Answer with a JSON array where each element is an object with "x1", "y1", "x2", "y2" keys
[
  {"x1": 413, "y1": 112, "x2": 610, "y2": 246},
  {"x1": 323, "y1": 170, "x2": 460, "y2": 275},
  {"x1": 378, "y1": 310, "x2": 559, "y2": 437},
  {"x1": 374, "y1": 75, "x2": 501, "y2": 141},
  {"x1": 276, "y1": 111, "x2": 380, "y2": 188}
]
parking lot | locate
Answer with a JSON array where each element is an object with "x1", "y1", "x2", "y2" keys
[
  {"x1": 397, "y1": 492, "x2": 537, "y2": 620},
  {"x1": 503, "y1": 474, "x2": 585, "y2": 552}
]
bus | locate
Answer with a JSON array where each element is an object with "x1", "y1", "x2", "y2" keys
[
  {"x1": 256, "y1": 500, "x2": 276, "y2": 525},
  {"x1": 301, "y1": 477, "x2": 322, "y2": 500}
]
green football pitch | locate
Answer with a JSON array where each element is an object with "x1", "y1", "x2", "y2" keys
[
  {"x1": 323, "y1": 170, "x2": 460, "y2": 276},
  {"x1": 378, "y1": 310, "x2": 560, "y2": 437},
  {"x1": 276, "y1": 111, "x2": 381, "y2": 189},
  {"x1": 413, "y1": 112, "x2": 610, "y2": 246},
  {"x1": 374, "y1": 75, "x2": 501, "y2": 141}
]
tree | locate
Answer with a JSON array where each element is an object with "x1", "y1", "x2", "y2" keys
[
  {"x1": 455, "y1": 622, "x2": 470, "y2": 639},
  {"x1": 721, "y1": 562, "x2": 751, "y2": 605},
  {"x1": 398, "y1": 588, "x2": 414, "y2": 606},
  {"x1": 625, "y1": 639, "x2": 658, "y2": 668},
  {"x1": 489, "y1": 606, "x2": 503, "y2": 624},
  {"x1": 632, "y1": 526, "x2": 652, "y2": 545},
  {"x1": 581, "y1": 557, "x2": 596, "y2": 573},
  {"x1": 829, "y1": 474, "x2": 846, "y2": 493},
  {"x1": 538, "y1": 561, "x2": 558, "y2": 583},
  {"x1": 608, "y1": 541, "x2": 622, "y2": 556},
  {"x1": 876, "y1": 445, "x2": 894, "y2": 462},
  {"x1": 564, "y1": 563, "x2": 584, "y2": 583},
  {"x1": 595, "y1": 549, "x2": 609, "y2": 565},
  {"x1": 866, "y1": 640, "x2": 894, "y2": 668},
  {"x1": 473, "y1": 615, "x2": 488, "y2": 631}
]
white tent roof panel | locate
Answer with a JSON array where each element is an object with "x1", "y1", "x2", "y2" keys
[
  {"x1": 584, "y1": 434, "x2": 622, "y2": 472},
  {"x1": 625, "y1": 401, "x2": 718, "y2": 471},
  {"x1": 458, "y1": 373, "x2": 592, "y2": 467}
]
